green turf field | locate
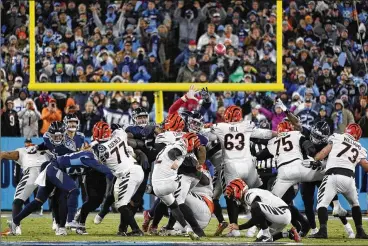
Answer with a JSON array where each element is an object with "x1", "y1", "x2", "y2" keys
[{"x1": 1, "y1": 213, "x2": 368, "y2": 245}]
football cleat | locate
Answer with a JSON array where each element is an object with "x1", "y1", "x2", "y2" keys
[
  {"x1": 65, "y1": 221, "x2": 79, "y2": 230},
  {"x1": 94, "y1": 214, "x2": 103, "y2": 225},
  {"x1": 148, "y1": 225, "x2": 158, "y2": 235},
  {"x1": 52, "y1": 219, "x2": 58, "y2": 231},
  {"x1": 309, "y1": 229, "x2": 327, "y2": 239},
  {"x1": 76, "y1": 224, "x2": 88, "y2": 235},
  {"x1": 246, "y1": 225, "x2": 257, "y2": 237},
  {"x1": 255, "y1": 235, "x2": 273, "y2": 242},
  {"x1": 289, "y1": 227, "x2": 301, "y2": 242},
  {"x1": 142, "y1": 210, "x2": 152, "y2": 232},
  {"x1": 7, "y1": 220, "x2": 17, "y2": 235},
  {"x1": 344, "y1": 223, "x2": 355, "y2": 238},
  {"x1": 214, "y1": 221, "x2": 228, "y2": 236},
  {"x1": 127, "y1": 230, "x2": 144, "y2": 236},
  {"x1": 186, "y1": 227, "x2": 200, "y2": 240},
  {"x1": 55, "y1": 227, "x2": 67, "y2": 236}
]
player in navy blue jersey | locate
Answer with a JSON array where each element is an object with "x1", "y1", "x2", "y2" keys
[
  {"x1": 125, "y1": 107, "x2": 162, "y2": 214},
  {"x1": 8, "y1": 151, "x2": 113, "y2": 236}
]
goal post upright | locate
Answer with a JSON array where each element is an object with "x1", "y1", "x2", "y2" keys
[{"x1": 28, "y1": 0, "x2": 284, "y2": 123}]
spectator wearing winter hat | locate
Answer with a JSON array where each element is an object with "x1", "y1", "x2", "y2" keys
[
  {"x1": 331, "y1": 99, "x2": 354, "y2": 134},
  {"x1": 40, "y1": 98, "x2": 62, "y2": 134},
  {"x1": 1, "y1": 99, "x2": 21, "y2": 137},
  {"x1": 313, "y1": 91, "x2": 334, "y2": 117},
  {"x1": 13, "y1": 88, "x2": 29, "y2": 112},
  {"x1": 314, "y1": 105, "x2": 334, "y2": 134},
  {"x1": 175, "y1": 1, "x2": 205, "y2": 51},
  {"x1": 316, "y1": 63, "x2": 337, "y2": 92},
  {"x1": 259, "y1": 103, "x2": 288, "y2": 131},
  {"x1": 174, "y1": 40, "x2": 198, "y2": 67},
  {"x1": 90, "y1": 4, "x2": 126, "y2": 38},
  {"x1": 18, "y1": 99, "x2": 41, "y2": 138},
  {"x1": 146, "y1": 52, "x2": 164, "y2": 82}
]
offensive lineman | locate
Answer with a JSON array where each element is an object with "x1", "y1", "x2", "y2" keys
[
  {"x1": 0, "y1": 144, "x2": 52, "y2": 235},
  {"x1": 310, "y1": 123, "x2": 368, "y2": 239},
  {"x1": 92, "y1": 121, "x2": 145, "y2": 236}
]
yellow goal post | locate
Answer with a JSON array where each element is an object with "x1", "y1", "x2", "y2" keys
[{"x1": 27, "y1": 0, "x2": 284, "y2": 123}]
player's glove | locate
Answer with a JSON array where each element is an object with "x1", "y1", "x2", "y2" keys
[
  {"x1": 26, "y1": 145, "x2": 38, "y2": 154},
  {"x1": 310, "y1": 160, "x2": 322, "y2": 170},
  {"x1": 200, "y1": 87, "x2": 210, "y2": 102},
  {"x1": 185, "y1": 84, "x2": 199, "y2": 101}
]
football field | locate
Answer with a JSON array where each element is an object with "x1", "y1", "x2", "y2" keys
[{"x1": 1, "y1": 213, "x2": 368, "y2": 245}]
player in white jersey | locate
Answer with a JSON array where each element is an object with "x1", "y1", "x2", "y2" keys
[
  {"x1": 258, "y1": 121, "x2": 324, "y2": 199},
  {"x1": 0, "y1": 145, "x2": 52, "y2": 235},
  {"x1": 179, "y1": 168, "x2": 214, "y2": 230},
  {"x1": 142, "y1": 113, "x2": 186, "y2": 233},
  {"x1": 207, "y1": 105, "x2": 275, "y2": 237},
  {"x1": 151, "y1": 132, "x2": 202, "y2": 240},
  {"x1": 92, "y1": 121, "x2": 144, "y2": 236},
  {"x1": 310, "y1": 124, "x2": 368, "y2": 239},
  {"x1": 225, "y1": 179, "x2": 301, "y2": 243}
]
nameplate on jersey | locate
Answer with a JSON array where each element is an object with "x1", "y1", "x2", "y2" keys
[{"x1": 108, "y1": 137, "x2": 122, "y2": 149}]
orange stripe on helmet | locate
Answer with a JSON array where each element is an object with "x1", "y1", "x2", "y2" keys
[{"x1": 164, "y1": 113, "x2": 185, "y2": 132}]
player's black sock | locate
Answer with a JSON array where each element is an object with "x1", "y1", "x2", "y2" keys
[
  {"x1": 118, "y1": 205, "x2": 140, "y2": 231},
  {"x1": 51, "y1": 196, "x2": 60, "y2": 225},
  {"x1": 352, "y1": 206, "x2": 364, "y2": 233},
  {"x1": 289, "y1": 205, "x2": 309, "y2": 233},
  {"x1": 58, "y1": 191, "x2": 68, "y2": 227},
  {"x1": 79, "y1": 199, "x2": 101, "y2": 224},
  {"x1": 149, "y1": 198, "x2": 161, "y2": 217},
  {"x1": 317, "y1": 207, "x2": 328, "y2": 232},
  {"x1": 98, "y1": 193, "x2": 115, "y2": 218},
  {"x1": 166, "y1": 213, "x2": 176, "y2": 229},
  {"x1": 339, "y1": 216, "x2": 348, "y2": 225},
  {"x1": 119, "y1": 211, "x2": 128, "y2": 232},
  {"x1": 13, "y1": 199, "x2": 43, "y2": 225},
  {"x1": 179, "y1": 203, "x2": 205, "y2": 237},
  {"x1": 301, "y1": 189, "x2": 316, "y2": 229},
  {"x1": 12, "y1": 199, "x2": 24, "y2": 219},
  {"x1": 225, "y1": 197, "x2": 239, "y2": 224},
  {"x1": 67, "y1": 188, "x2": 80, "y2": 223},
  {"x1": 213, "y1": 199, "x2": 225, "y2": 223},
  {"x1": 168, "y1": 201, "x2": 187, "y2": 228},
  {"x1": 152, "y1": 201, "x2": 167, "y2": 227}
]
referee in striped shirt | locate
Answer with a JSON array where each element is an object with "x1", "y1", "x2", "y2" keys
[{"x1": 250, "y1": 121, "x2": 277, "y2": 191}]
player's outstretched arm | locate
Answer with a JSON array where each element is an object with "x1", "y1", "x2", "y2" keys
[
  {"x1": 0, "y1": 151, "x2": 19, "y2": 161},
  {"x1": 314, "y1": 144, "x2": 332, "y2": 161}
]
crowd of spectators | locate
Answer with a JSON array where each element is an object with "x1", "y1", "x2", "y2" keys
[{"x1": 0, "y1": 0, "x2": 368, "y2": 138}]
